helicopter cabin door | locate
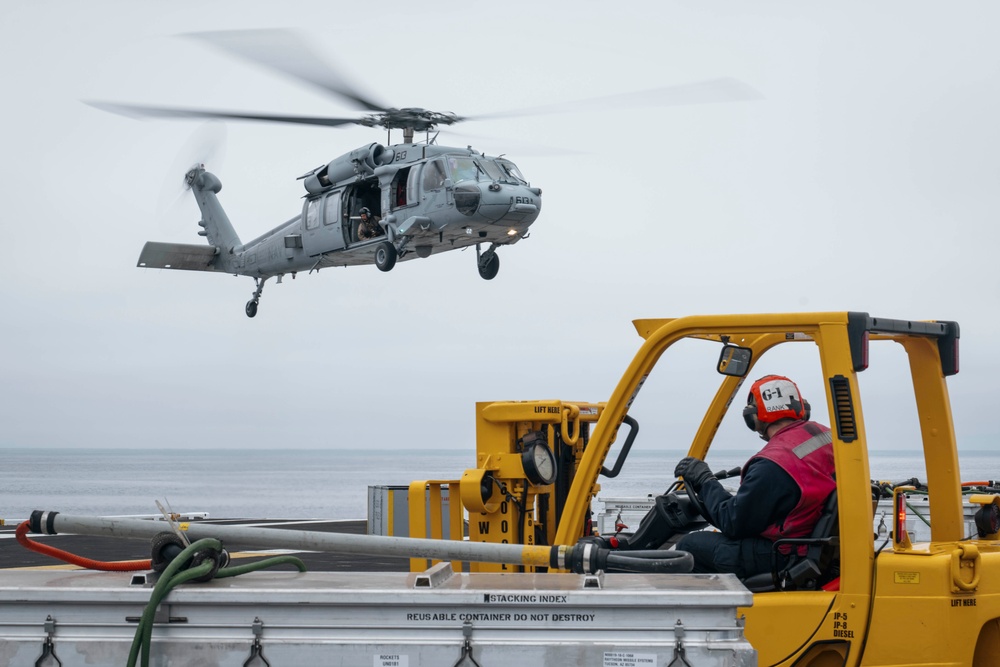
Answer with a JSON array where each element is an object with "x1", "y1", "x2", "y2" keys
[
  {"x1": 420, "y1": 159, "x2": 451, "y2": 216},
  {"x1": 301, "y1": 191, "x2": 346, "y2": 257}
]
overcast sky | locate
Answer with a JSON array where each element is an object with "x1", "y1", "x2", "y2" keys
[{"x1": 1, "y1": 2, "x2": 998, "y2": 458}]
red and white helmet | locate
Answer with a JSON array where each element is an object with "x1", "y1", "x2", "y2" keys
[{"x1": 742, "y1": 375, "x2": 809, "y2": 439}]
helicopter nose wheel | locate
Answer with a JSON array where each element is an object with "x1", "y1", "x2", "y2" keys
[
  {"x1": 477, "y1": 244, "x2": 500, "y2": 280},
  {"x1": 245, "y1": 277, "x2": 267, "y2": 318},
  {"x1": 374, "y1": 241, "x2": 397, "y2": 272}
]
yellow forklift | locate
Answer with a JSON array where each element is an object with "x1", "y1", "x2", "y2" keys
[{"x1": 409, "y1": 312, "x2": 1000, "y2": 666}]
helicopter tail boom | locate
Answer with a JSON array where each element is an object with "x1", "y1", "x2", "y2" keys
[{"x1": 188, "y1": 168, "x2": 242, "y2": 258}]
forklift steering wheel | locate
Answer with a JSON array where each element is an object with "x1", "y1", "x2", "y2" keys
[{"x1": 680, "y1": 477, "x2": 711, "y2": 523}]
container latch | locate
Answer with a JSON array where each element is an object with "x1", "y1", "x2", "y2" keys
[
  {"x1": 452, "y1": 621, "x2": 482, "y2": 667},
  {"x1": 667, "y1": 619, "x2": 692, "y2": 667},
  {"x1": 243, "y1": 617, "x2": 270, "y2": 667},
  {"x1": 34, "y1": 615, "x2": 62, "y2": 667}
]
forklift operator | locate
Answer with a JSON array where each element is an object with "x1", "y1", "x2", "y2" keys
[{"x1": 673, "y1": 375, "x2": 836, "y2": 577}]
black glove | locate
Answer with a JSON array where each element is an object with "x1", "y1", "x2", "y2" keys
[{"x1": 673, "y1": 457, "x2": 714, "y2": 492}]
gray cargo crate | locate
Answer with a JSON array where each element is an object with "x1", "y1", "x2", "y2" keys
[{"x1": 0, "y1": 565, "x2": 755, "y2": 666}]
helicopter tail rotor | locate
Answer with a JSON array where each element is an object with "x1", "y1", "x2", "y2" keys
[{"x1": 156, "y1": 122, "x2": 227, "y2": 235}]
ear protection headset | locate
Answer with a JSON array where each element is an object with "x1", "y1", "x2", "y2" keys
[{"x1": 742, "y1": 375, "x2": 810, "y2": 439}]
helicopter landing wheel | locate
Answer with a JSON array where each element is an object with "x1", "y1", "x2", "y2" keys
[
  {"x1": 478, "y1": 252, "x2": 500, "y2": 280},
  {"x1": 246, "y1": 277, "x2": 267, "y2": 318},
  {"x1": 375, "y1": 241, "x2": 397, "y2": 272}
]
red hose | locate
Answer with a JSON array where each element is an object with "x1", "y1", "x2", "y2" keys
[{"x1": 15, "y1": 521, "x2": 152, "y2": 571}]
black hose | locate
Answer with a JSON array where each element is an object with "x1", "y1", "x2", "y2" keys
[
  {"x1": 605, "y1": 549, "x2": 694, "y2": 574},
  {"x1": 568, "y1": 543, "x2": 695, "y2": 574}
]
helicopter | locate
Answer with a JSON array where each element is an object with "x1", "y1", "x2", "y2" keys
[
  {"x1": 134, "y1": 143, "x2": 538, "y2": 318},
  {"x1": 90, "y1": 30, "x2": 760, "y2": 318}
]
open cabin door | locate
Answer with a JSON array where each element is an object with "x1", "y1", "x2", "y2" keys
[{"x1": 301, "y1": 190, "x2": 346, "y2": 257}]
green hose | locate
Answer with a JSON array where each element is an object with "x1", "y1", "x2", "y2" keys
[
  {"x1": 905, "y1": 501, "x2": 933, "y2": 528},
  {"x1": 215, "y1": 554, "x2": 307, "y2": 578},
  {"x1": 127, "y1": 538, "x2": 306, "y2": 667}
]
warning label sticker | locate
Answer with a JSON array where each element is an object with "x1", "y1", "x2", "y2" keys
[{"x1": 603, "y1": 652, "x2": 656, "y2": 666}]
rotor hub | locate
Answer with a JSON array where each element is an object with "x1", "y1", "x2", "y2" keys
[{"x1": 361, "y1": 109, "x2": 463, "y2": 132}]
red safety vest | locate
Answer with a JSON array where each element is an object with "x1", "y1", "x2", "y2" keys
[{"x1": 744, "y1": 421, "x2": 836, "y2": 554}]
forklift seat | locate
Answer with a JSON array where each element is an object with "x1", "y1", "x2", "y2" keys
[{"x1": 743, "y1": 490, "x2": 840, "y2": 593}]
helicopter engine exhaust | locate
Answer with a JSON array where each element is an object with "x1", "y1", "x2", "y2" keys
[{"x1": 303, "y1": 143, "x2": 394, "y2": 194}]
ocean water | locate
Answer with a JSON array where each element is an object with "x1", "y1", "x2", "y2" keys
[{"x1": 1, "y1": 448, "x2": 996, "y2": 523}]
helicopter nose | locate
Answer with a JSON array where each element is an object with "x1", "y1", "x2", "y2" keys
[{"x1": 472, "y1": 184, "x2": 542, "y2": 225}]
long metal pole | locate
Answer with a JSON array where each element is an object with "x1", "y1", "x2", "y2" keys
[{"x1": 31, "y1": 512, "x2": 560, "y2": 569}]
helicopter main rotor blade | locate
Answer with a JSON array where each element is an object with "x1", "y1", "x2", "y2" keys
[
  {"x1": 85, "y1": 101, "x2": 365, "y2": 128},
  {"x1": 467, "y1": 77, "x2": 764, "y2": 121},
  {"x1": 437, "y1": 127, "x2": 582, "y2": 157},
  {"x1": 184, "y1": 29, "x2": 390, "y2": 113}
]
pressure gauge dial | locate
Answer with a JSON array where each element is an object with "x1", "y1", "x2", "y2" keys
[{"x1": 522, "y1": 441, "x2": 557, "y2": 486}]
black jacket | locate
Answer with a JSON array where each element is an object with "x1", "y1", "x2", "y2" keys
[{"x1": 697, "y1": 458, "x2": 800, "y2": 539}]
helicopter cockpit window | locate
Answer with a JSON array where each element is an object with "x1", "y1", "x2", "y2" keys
[
  {"x1": 446, "y1": 157, "x2": 482, "y2": 184},
  {"x1": 497, "y1": 159, "x2": 527, "y2": 184},
  {"x1": 478, "y1": 159, "x2": 504, "y2": 181},
  {"x1": 496, "y1": 158, "x2": 527, "y2": 185},
  {"x1": 422, "y1": 159, "x2": 447, "y2": 191}
]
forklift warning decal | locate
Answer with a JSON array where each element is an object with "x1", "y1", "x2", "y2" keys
[
  {"x1": 625, "y1": 375, "x2": 648, "y2": 410},
  {"x1": 603, "y1": 653, "x2": 656, "y2": 667}
]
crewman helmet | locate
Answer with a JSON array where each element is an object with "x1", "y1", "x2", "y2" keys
[{"x1": 742, "y1": 375, "x2": 810, "y2": 439}]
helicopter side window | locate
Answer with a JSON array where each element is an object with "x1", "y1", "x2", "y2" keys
[
  {"x1": 323, "y1": 192, "x2": 342, "y2": 225},
  {"x1": 304, "y1": 198, "x2": 321, "y2": 230},
  {"x1": 406, "y1": 165, "x2": 420, "y2": 205},
  {"x1": 392, "y1": 168, "x2": 411, "y2": 210},
  {"x1": 423, "y1": 160, "x2": 447, "y2": 191}
]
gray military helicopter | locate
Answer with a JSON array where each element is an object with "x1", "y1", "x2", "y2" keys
[
  {"x1": 91, "y1": 30, "x2": 759, "y2": 317},
  {"x1": 137, "y1": 143, "x2": 536, "y2": 318}
]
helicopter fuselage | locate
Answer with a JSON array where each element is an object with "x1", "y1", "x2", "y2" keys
[{"x1": 228, "y1": 142, "x2": 540, "y2": 278}]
